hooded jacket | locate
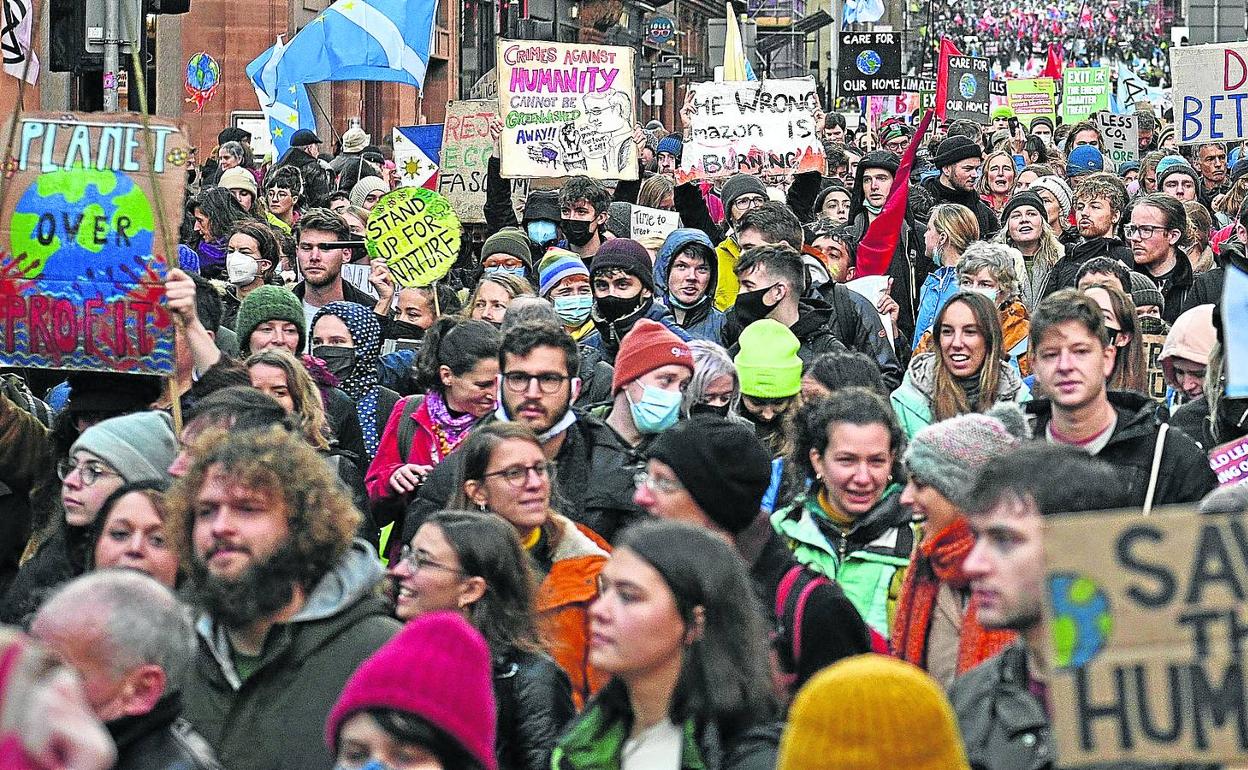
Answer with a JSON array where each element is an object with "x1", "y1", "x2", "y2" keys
[
  {"x1": 848, "y1": 210, "x2": 928, "y2": 341},
  {"x1": 272, "y1": 146, "x2": 332, "y2": 207},
  {"x1": 1041, "y1": 236, "x2": 1136, "y2": 298},
  {"x1": 1025, "y1": 391, "x2": 1217, "y2": 506},
  {"x1": 1159, "y1": 304, "x2": 1215, "y2": 395},
  {"x1": 537, "y1": 514, "x2": 611, "y2": 710},
  {"x1": 913, "y1": 265, "x2": 962, "y2": 352},
  {"x1": 770, "y1": 487, "x2": 914, "y2": 637},
  {"x1": 653, "y1": 228, "x2": 727, "y2": 344},
  {"x1": 919, "y1": 176, "x2": 1001, "y2": 239},
  {"x1": 890, "y1": 352, "x2": 1031, "y2": 439},
  {"x1": 714, "y1": 235, "x2": 743, "y2": 311},
  {"x1": 182, "y1": 540, "x2": 399, "y2": 770},
  {"x1": 784, "y1": 299, "x2": 852, "y2": 363}
]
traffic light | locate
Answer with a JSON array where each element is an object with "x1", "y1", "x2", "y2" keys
[{"x1": 150, "y1": 0, "x2": 191, "y2": 12}]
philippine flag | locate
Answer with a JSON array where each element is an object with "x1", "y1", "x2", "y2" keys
[{"x1": 393, "y1": 124, "x2": 444, "y2": 190}]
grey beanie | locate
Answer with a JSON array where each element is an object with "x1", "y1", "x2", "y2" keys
[
  {"x1": 902, "y1": 403, "x2": 1029, "y2": 509},
  {"x1": 720, "y1": 174, "x2": 769, "y2": 214},
  {"x1": 70, "y1": 410, "x2": 178, "y2": 486},
  {"x1": 348, "y1": 176, "x2": 389, "y2": 208}
]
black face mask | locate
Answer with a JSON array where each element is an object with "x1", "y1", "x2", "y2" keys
[
  {"x1": 691, "y1": 402, "x2": 731, "y2": 418},
  {"x1": 595, "y1": 293, "x2": 645, "y2": 324},
  {"x1": 387, "y1": 320, "x2": 426, "y2": 341},
  {"x1": 561, "y1": 218, "x2": 595, "y2": 247},
  {"x1": 313, "y1": 345, "x2": 356, "y2": 380},
  {"x1": 1137, "y1": 315, "x2": 1169, "y2": 337},
  {"x1": 733, "y1": 283, "x2": 781, "y2": 327}
]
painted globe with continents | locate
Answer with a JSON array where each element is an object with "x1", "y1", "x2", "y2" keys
[
  {"x1": 8, "y1": 169, "x2": 156, "y2": 301},
  {"x1": 186, "y1": 52, "x2": 220, "y2": 93},
  {"x1": 958, "y1": 73, "x2": 978, "y2": 99},
  {"x1": 1048, "y1": 571, "x2": 1112, "y2": 669},
  {"x1": 856, "y1": 50, "x2": 882, "y2": 76}
]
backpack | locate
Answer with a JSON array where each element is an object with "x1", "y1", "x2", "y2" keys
[
  {"x1": 395, "y1": 395, "x2": 425, "y2": 463},
  {"x1": 771, "y1": 564, "x2": 831, "y2": 696}
]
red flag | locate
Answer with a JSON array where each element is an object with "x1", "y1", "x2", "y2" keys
[
  {"x1": 1042, "y1": 43, "x2": 1063, "y2": 80},
  {"x1": 855, "y1": 108, "x2": 935, "y2": 278},
  {"x1": 934, "y1": 38, "x2": 963, "y2": 121}
]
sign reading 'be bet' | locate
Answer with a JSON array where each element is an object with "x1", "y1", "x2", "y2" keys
[{"x1": 1172, "y1": 41, "x2": 1248, "y2": 145}]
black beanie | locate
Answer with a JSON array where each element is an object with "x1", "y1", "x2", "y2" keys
[
  {"x1": 932, "y1": 135, "x2": 983, "y2": 168},
  {"x1": 859, "y1": 150, "x2": 900, "y2": 177},
  {"x1": 1000, "y1": 191, "x2": 1046, "y2": 223},
  {"x1": 646, "y1": 415, "x2": 772, "y2": 535}
]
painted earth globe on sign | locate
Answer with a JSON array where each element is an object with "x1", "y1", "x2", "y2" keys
[
  {"x1": 1048, "y1": 572, "x2": 1112, "y2": 669},
  {"x1": 8, "y1": 169, "x2": 156, "y2": 301},
  {"x1": 186, "y1": 52, "x2": 220, "y2": 93},
  {"x1": 856, "y1": 50, "x2": 882, "y2": 76},
  {"x1": 958, "y1": 73, "x2": 979, "y2": 99}
]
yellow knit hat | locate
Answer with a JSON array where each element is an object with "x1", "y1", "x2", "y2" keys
[{"x1": 779, "y1": 654, "x2": 971, "y2": 770}]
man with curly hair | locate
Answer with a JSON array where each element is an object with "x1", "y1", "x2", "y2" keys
[{"x1": 166, "y1": 425, "x2": 398, "y2": 770}]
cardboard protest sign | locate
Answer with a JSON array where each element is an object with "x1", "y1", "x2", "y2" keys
[
  {"x1": 629, "y1": 206, "x2": 681, "y2": 243},
  {"x1": 1061, "y1": 67, "x2": 1111, "y2": 124},
  {"x1": 837, "y1": 31, "x2": 902, "y2": 96},
  {"x1": 1209, "y1": 435, "x2": 1248, "y2": 487},
  {"x1": 1172, "y1": 42, "x2": 1248, "y2": 145},
  {"x1": 1043, "y1": 507, "x2": 1248, "y2": 765},
  {"x1": 940, "y1": 55, "x2": 991, "y2": 123},
  {"x1": 1096, "y1": 112, "x2": 1140, "y2": 164},
  {"x1": 365, "y1": 187, "x2": 462, "y2": 288},
  {"x1": 437, "y1": 100, "x2": 495, "y2": 224},
  {"x1": 677, "y1": 77, "x2": 824, "y2": 184},
  {"x1": 1006, "y1": 77, "x2": 1057, "y2": 129},
  {"x1": 0, "y1": 112, "x2": 187, "y2": 375},
  {"x1": 1142, "y1": 332, "x2": 1167, "y2": 401},
  {"x1": 394, "y1": 124, "x2": 443, "y2": 190},
  {"x1": 496, "y1": 40, "x2": 637, "y2": 180}
]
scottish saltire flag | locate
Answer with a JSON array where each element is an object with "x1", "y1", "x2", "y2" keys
[
  {"x1": 247, "y1": 0, "x2": 439, "y2": 157},
  {"x1": 393, "y1": 125, "x2": 443, "y2": 190},
  {"x1": 844, "y1": 0, "x2": 885, "y2": 24}
]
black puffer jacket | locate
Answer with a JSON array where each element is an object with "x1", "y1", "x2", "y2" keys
[
  {"x1": 576, "y1": 345, "x2": 614, "y2": 409},
  {"x1": 272, "y1": 146, "x2": 333, "y2": 206},
  {"x1": 109, "y1": 694, "x2": 224, "y2": 770},
  {"x1": 1040, "y1": 236, "x2": 1136, "y2": 297},
  {"x1": 1026, "y1": 391, "x2": 1217, "y2": 506},
  {"x1": 406, "y1": 410, "x2": 645, "y2": 543},
  {"x1": 495, "y1": 649, "x2": 575, "y2": 770},
  {"x1": 919, "y1": 176, "x2": 1000, "y2": 238}
]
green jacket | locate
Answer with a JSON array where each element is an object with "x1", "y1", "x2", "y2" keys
[
  {"x1": 770, "y1": 488, "x2": 914, "y2": 637},
  {"x1": 182, "y1": 541, "x2": 400, "y2": 770},
  {"x1": 551, "y1": 701, "x2": 779, "y2": 770}
]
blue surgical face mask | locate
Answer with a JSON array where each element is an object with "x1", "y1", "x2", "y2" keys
[
  {"x1": 627, "y1": 383, "x2": 682, "y2": 434},
  {"x1": 553, "y1": 295, "x2": 593, "y2": 327},
  {"x1": 335, "y1": 761, "x2": 395, "y2": 770},
  {"x1": 484, "y1": 265, "x2": 527, "y2": 280},
  {"x1": 527, "y1": 220, "x2": 558, "y2": 246}
]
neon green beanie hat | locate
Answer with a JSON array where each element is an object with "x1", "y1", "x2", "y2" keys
[{"x1": 734, "y1": 319, "x2": 802, "y2": 398}]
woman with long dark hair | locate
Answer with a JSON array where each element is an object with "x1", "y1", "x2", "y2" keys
[
  {"x1": 552, "y1": 520, "x2": 779, "y2": 769},
  {"x1": 389, "y1": 510, "x2": 574, "y2": 770},
  {"x1": 189, "y1": 186, "x2": 252, "y2": 277},
  {"x1": 891, "y1": 291, "x2": 1030, "y2": 438}
]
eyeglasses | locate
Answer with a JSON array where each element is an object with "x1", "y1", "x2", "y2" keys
[
  {"x1": 1124, "y1": 223, "x2": 1174, "y2": 239},
  {"x1": 397, "y1": 545, "x2": 466, "y2": 576},
  {"x1": 502, "y1": 372, "x2": 570, "y2": 394},
  {"x1": 732, "y1": 195, "x2": 767, "y2": 210},
  {"x1": 884, "y1": 138, "x2": 909, "y2": 151},
  {"x1": 634, "y1": 470, "x2": 684, "y2": 494},
  {"x1": 57, "y1": 458, "x2": 119, "y2": 487},
  {"x1": 482, "y1": 461, "x2": 555, "y2": 487}
]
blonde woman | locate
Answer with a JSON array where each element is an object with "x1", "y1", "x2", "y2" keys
[
  {"x1": 245, "y1": 348, "x2": 333, "y2": 449},
  {"x1": 913, "y1": 203, "x2": 980, "y2": 350},
  {"x1": 977, "y1": 150, "x2": 1017, "y2": 214},
  {"x1": 463, "y1": 272, "x2": 534, "y2": 327},
  {"x1": 992, "y1": 191, "x2": 1065, "y2": 310}
]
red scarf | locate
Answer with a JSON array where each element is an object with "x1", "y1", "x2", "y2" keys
[{"x1": 891, "y1": 517, "x2": 1016, "y2": 676}]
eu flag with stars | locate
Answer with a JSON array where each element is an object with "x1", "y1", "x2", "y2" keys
[{"x1": 247, "y1": 0, "x2": 439, "y2": 157}]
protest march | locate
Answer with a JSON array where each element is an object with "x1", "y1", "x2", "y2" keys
[{"x1": 7, "y1": 0, "x2": 1248, "y2": 768}]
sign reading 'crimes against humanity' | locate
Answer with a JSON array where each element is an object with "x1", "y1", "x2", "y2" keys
[
  {"x1": 0, "y1": 112, "x2": 187, "y2": 375},
  {"x1": 677, "y1": 77, "x2": 825, "y2": 185},
  {"x1": 496, "y1": 40, "x2": 638, "y2": 181},
  {"x1": 1043, "y1": 507, "x2": 1248, "y2": 766}
]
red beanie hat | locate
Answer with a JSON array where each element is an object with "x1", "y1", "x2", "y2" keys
[
  {"x1": 325, "y1": 612, "x2": 497, "y2": 770},
  {"x1": 611, "y1": 318, "x2": 693, "y2": 395}
]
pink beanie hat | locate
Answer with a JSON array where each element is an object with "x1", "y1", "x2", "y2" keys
[{"x1": 325, "y1": 612, "x2": 497, "y2": 770}]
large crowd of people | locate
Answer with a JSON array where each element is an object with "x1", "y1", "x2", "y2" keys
[{"x1": 0, "y1": 85, "x2": 1241, "y2": 770}]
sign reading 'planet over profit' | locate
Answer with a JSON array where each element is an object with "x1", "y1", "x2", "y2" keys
[{"x1": 0, "y1": 112, "x2": 189, "y2": 375}]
